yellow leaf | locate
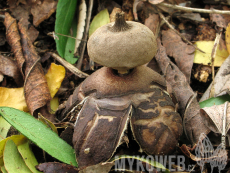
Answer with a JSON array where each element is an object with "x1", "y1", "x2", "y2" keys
[
  {"x1": 226, "y1": 23, "x2": 230, "y2": 54},
  {"x1": 194, "y1": 41, "x2": 229, "y2": 66},
  {"x1": 0, "y1": 88, "x2": 28, "y2": 112},
  {"x1": 45, "y1": 63, "x2": 66, "y2": 98}
]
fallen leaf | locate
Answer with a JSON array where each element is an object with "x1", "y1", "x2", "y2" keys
[
  {"x1": 4, "y1": 13, "x2": 25, "y2": 76},
  {"x1": 45, "y1": 63, "x2": 66, "y2": 98},
  {"x1": 36, "y1": 162, "x2": 78, "y2": 173},
  {"x1": 18, "y1": 141, "x2": 42, "y2": 173},
  {"x1": 31, "y1": 0, "x2": 57, "y2": 27},
  {"x1": 200, "y1": 103, "x2": 230, "y2": 135},
  {"x1": 0, "y1": 87, "x2": 28, "y2": 112},
  {"x1": 110, "y1": 7, "x2": 122, "y2": 22},
  {"x1": 194, "y1": 41, "x2": 229, "y2": 66},
  {"x1": 0, "y1": 135, "x2": 27, "y2": 166},
  {"x1": 0, "y1": 55, "x2": 23, "y2": 86},
  {"x1": 200, "y1": 55, "x2": 230, "y2": 101},
  {"x1": 4, "y1": 140, "x2": 32, "y2": 173},
  {"x1": 155, "y1": 38, "x2": 210, "y2": 144},
  {"x1": 50, "y1": 97, "x2": 59, "y2": 113},
  {"x1": 162, "y1": 29, "x2": 195, "y2": 82},
  {"x1": 210, "y1": 12, "x2": 227, "y2": 29},
  {"x1": 0, "y1": 116, "x2": 11, "y2": 140},
  {"x1": 79, "y1": 162, "x2": 115, "y2": 173},
  {"x1": 19, "y1": 21, "x2": 51, "y2": 115},
  {"x1": 225, "y1": 23, "x2": 230, "y2": 54},
  {"x1": 143, "y1": 3, "x2": 159, "y2": 35},
  {"x1": 89, "y1": 8, "x2": 110, "y2": 37},
  {"x1": 38, "y1": 113, "x2": 58, "y2": 134}
]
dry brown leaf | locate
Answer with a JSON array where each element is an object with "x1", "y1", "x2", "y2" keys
[
  {"x1": 210, "y1": 12, "x2": 227, "y2": 29},
  {"x1": 200, "y1": 103, "x2": 230, "y2": 135},
  {"x1": 145, "y1": 13, "x2": 159, "y2": 35},
  {"x1": 19, "y1": 20, "x2": 51, "y2": 115},
  {"x1": 36, "y1": 162, "x2": 78, "y2": 173},
  {"x1": 79, "y1": 162, "x2": 114, "y2": 173},
  {"x1": 4, "y1": 13, "x2": 25, "y2": 76},
  {"x1": 31, "y1": 0, "x2": 57, "y2": 27},
  {"x1": 162, "y1": 29, "x2": 195, "y2": 82},
  {"x1": 0, "y1": 55, "x2": 23, "y2": 86},
  {"x1": 155, "y1": 38, "x2": 209, "y2": 144}
]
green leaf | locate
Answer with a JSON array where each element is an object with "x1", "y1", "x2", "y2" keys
[
  {"x1": 0, "y1": 116, "x2": 11, "y2": 140},
  {"x1": 89, "y1": 8, "x2": 110, "y2": 37},
  {"x1": 64, "y1": 17, "x2": 78, "y2": 64},
  {"x1": 112, "y1": 155, "x2": 170, "y2": 173},
  {"x1": 4, "y1": 140, "x2": 32, "y2": 173},
  {"x1": 1, "y1": 166, "x2": 7, "y2": 173},
  {"x1": 0, "y1": 135, "x2": 27, "y2": 167},
  {"x1": 0, "y1": 107, "x2": 78, "y2": 167},
  {"x1": 18, "y1": 141, "x2": 42, "y2": 173},
  {"x1": 199, "y1": 94, "x2": 230, "y2": 108},
  {"x1": 55, "y1": 0, "x2": 78, "y2": 58}
]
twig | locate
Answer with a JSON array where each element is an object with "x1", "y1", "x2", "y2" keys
[
  {"x1": 47, "y1": 32, "x2": 87, "y2": 42},
  {"x1": 209, "y1": 30, "x2": 222, "y2": 98},
  {"x1": 222, "y1": 101, "x2": 228, "y2": 149},
  {"x1": 157, "y1": 10, "x2": 205, "y2": 53},
  {"x1": 76, "y1": 0, "x2": 94, "y2": 70},
  {"x1": 49, "y1": 52, "x2": 89, "y2": 78},
  {"x1": 158, "y1": 2, "x2": 230, "y2": 15}
]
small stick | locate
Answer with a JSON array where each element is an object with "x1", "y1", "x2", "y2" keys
[
  {"x1": 158, "y1": 2, "x2": 230, "y2": 15},
  {"x1": 49, "y1": 52, "x2": 89, "y2": 78},
  {"x1": 76, "y1": 0, "x2": 94, "y2": 70},
  {"x1": 222, "y1": 101, "x2": 228, "y2": 149},
  {"x1": 209, "y1": 30, "x2": 222, "y2": 98},
  {"x1": 157, "y1": 10, "x2": 205, "y2": 53}
]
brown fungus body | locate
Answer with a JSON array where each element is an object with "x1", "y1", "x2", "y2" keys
[{"x1": 87, "y1": 13, "x2": 157, "y2": 73}]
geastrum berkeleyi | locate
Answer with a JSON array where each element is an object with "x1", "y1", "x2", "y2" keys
[{"x1": 61, "y1": 12, "x2": 183, "y2": 168}]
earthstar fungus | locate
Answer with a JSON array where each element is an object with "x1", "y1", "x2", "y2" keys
[{"x1": 61, "y1": 12, "x2": 183, "y2": 168}]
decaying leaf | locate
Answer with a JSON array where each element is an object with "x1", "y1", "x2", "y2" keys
[
  {"x1": 0, "y1": 55, "x2": 23, "y2": 86},
  {"x1": 19, "y1": 21, "x2": 51, "y2": 115},
  {"x1": 200, "y1": 55, "x2": 230, "y2": 101},
  {"x1": 194, "y1": 41, "x2": 229, "y2": 66},
  {"x1": 4, "y1": 13, "x2": 25, "y2": 76},
  {"x1": 155, "y1": 38, "x2": 209, "y2": 144},
  {"x1": 36, "y1": 162, "x2": 78, "y2": 173},
  {"x1": 200, "y1": 103, "x2": 230, "y2": 137},
  {"x1": 226, "y1": 23, "x2": 230, "y2": 54},
  {"x1": 79, "y1": 162, "x2": 114, "y2": 173},
  {"x1": 162, "y1": 29, "x2": 195, "y2": 82},
  {"x1": 210, "y1": 13, "x2": 227, "y2": 29},
  {"x1": 89, "y1": 8, "x2": 110, "y2": 37},
  {"x1": 31, "y1": 0, "x2": 57, "y2": 27}
]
